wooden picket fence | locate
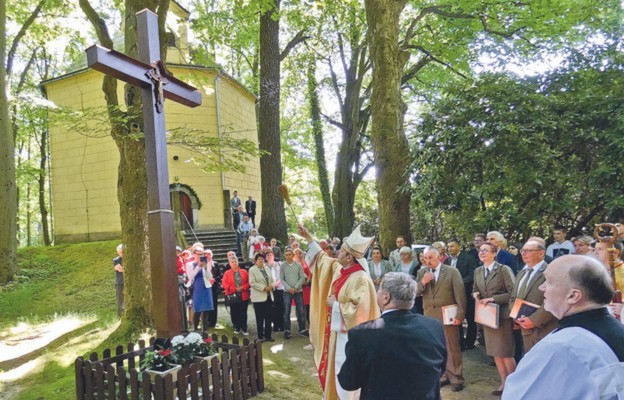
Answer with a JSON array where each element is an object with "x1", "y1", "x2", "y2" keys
[{"x1": 75, "y1": 334, "x2": 264, "y2": 400}]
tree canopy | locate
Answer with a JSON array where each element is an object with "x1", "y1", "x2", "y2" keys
[{"x1": 411, "y1": 48, "x2": 624, "y2": 242}]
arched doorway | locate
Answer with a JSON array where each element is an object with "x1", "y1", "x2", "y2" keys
[
  {"x1": 178, "y1": 191, "x2": 193, "y2": 228},
  {"x1": 170, "y1": 183, "x2": 201, "y2": 229}
]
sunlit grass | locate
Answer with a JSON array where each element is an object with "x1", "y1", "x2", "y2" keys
[{"x1": 0, "y1": 240, "x2": 322, "y2": 399}]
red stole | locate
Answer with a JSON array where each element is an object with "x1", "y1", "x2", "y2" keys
[{"x1": 318, "y1": 262, "x2": 365, "y2": 389}]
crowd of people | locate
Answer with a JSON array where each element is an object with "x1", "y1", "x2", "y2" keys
[{"x1": 114, "y1": 217, "x2": 624, "y2": 399}]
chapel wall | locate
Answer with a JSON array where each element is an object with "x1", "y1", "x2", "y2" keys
[
  {"x1": 45, "y1": 66, "x2": 260, "y2": 243},
  {"x1": 218, "y1": 76, "x2": 262, "y2": 228}
]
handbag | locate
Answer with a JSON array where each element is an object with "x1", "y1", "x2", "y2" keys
[{"x1": 224, "y1": 291, "x2": 242, "y2": 306}]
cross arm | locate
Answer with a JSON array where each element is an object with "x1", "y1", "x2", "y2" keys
[{"x1": 86, "y1": 44, "x2": 202, "y2": 108}]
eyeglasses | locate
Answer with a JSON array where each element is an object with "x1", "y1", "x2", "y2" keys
[
  {"x1": 478, "y1": 249, "x2": 494, "y2": 253},
  {"x1": 521, "y1": 249, "x2": 540, "y2": 253}
]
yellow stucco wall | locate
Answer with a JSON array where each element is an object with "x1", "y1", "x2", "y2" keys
[{"x1": 44, "y1": 65, "x2": 260, "y2": 243}]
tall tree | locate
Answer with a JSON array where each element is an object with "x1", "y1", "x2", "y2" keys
[
  {"x1": 0, "y1": 0, "x2": 47, "y2": 283},
  {"x1": 257, "y1": 0, "x2": 288, "y2": 242},
  {"x1": 79, "y1": 0, "x2": 172, "y2": 337},
  {"x1": 318, "y1": 2, "x2": 375, "y2": 239},
  {"x1": 0, "y1": 0, "x2": 16, "y2": 283},
  {"x1": 364, "y1": 0, "x2": 411, "y2": 253},
  {"x1": 307, "y1": 62, "x2": 334, "y2": 233},
  {"x1": 257, "y1": 0, "x2": 308, "y2": 242}
]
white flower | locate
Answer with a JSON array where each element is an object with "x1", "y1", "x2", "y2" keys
[
  {"x1": 171, "y1": 335, "x2": 185, "y2": 347},
  {"x1": 186, "y1": 332, "x2": 202, "y2": 344}
]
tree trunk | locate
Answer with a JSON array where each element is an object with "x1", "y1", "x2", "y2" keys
[
  {"x1": 80, "y1": 0, "x2": 173, "y2": 337},
  {"x1": 307, "y1": 63, "x2": 334, "y2": 233},
  {"x1": 38, "y1": 126, "x2": 50, "y2": 246},
  {"x1": 258, "y1": 0, "x2": 288, "y2": 243},
  {"x1": 364, "y1": 0, "x2": 412, "y2": 254},
  {"x1": 325, "y1": 13, "x2": 371, "y2": 239},
  {"x1": 0, "y1": 0, "x2": 17, "y2": 283}
]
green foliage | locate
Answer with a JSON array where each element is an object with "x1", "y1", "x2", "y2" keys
[
  {"x1": 0, "y1": 240, "x2": 120, "y2": 327},
  {"x1": 411, "y1": 55, "x2": 624, "y2": 243},
  {"x1": 191, "y1": 0, "x2": 261, "y2": 92}
]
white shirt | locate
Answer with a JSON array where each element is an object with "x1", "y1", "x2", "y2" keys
[
  {"x1": 371, "y1": 261, "x2": 383, "y2": 278},
  {"x1": 429, "y1": 263, "x2": 442, "y2": 282},
  {"x1": 516, "y1": 261, "x2": 545, "y2": 295},
  {"x1": 268, "y1": 262, "x2": 283, "y2": 290},
  {"x1": 503, "y1": 327, "x2": 624, "y2": 400},
  {"x1": 448, "y1": 254, "x2": 459, "y2": 268},
  {"x1": 546, "y1": 240, "x2": 575, "y2": 259},
  {"x1": 401, "y1": 262, "x2": 412, "y2": 274},
  {"x1": 483, "y1": 262, "x2": 495, "y2": 278}
]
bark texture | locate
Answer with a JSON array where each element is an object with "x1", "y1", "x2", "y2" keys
[
  {"x1": 364, "y1": 0, "x2": 412, "y2": 253},
  {"x1": 330, "y1": 36, "x2": 371, "y2": 239},
  {"x1": 258, "y1": 0, "x2": 288, "y2": 242},
  {"x1": 38, "y1": 126, "x2": 50, "y2": 246},
  {"x1": 80, "y1": 0, "x2": 172, "y2": 336},
  {"x1": 0, "y1": 0, "x2": 17, "y2": 283},
  {"x1": 307, "y1": 63, "x2": 334, "y2": 233}
]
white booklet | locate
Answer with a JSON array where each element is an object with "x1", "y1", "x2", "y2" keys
[
  {"x1": 441, "y1": 304, "x2": 459, "y2": 325},
  {"x1": 475, "y1": 302, "x2": 499, "y2": 329}
]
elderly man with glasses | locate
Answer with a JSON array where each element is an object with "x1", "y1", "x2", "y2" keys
[{"x1": 510, "y1": 241, "x2": 558, "y2": 354}]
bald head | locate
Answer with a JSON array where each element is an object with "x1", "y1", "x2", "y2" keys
[
  {"x1": 566, "y1": 256, "x2": 614, "y2": 305},
  {"x1": 541, "y1": 255, "x2": 614, "y2": 319}
]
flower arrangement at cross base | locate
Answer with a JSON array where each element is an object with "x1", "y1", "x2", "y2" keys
[
  {"x1": 195, "y1": 336, "x2": 217, "y2": 358},
  {"x1": 170, "y1": 332, "x2": 217, "y2": 364},
  {"x1": 140, "y1": 347, "x2": 178, "y2": 372}
]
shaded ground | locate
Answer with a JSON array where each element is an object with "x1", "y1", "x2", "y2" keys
[
  {"x1": 1, "y1": 302, "x2": 502, "y2": 399},
  {"x1": 234, "y1": 304, "x2": 503, "y2": 399}
]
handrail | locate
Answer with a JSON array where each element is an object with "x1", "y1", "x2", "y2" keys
[{"x1": 180, "y1": 211, "x2": 199, "y2": 243}]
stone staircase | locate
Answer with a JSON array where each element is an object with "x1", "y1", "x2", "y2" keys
[{"x1": 183, "y1": 229, "x2": 239, "y2": 265}]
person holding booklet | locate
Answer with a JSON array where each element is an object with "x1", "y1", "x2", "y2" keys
[
  {"x1": 473, "y1": 242, "x2": 516, "y2": 396},
  {"x1": 416, "y1": 246, "x2": 467, "y2": 392},
  {"x1": 510, "y1": 240, "x2": 558, "y2": 354}
]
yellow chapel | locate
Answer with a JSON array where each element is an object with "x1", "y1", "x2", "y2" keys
[{"x1": 41, "y1": 2, "x2": 261, "y2": 244}]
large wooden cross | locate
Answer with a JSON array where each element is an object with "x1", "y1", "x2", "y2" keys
[{"x1": 86, "y1": 9, "x2": 202, "y2": 337}]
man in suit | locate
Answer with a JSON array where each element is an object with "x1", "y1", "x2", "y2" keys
[
  {"x1": 511, "y1": 240, "x2": 558, "y2": 353},
  {"x1": 338, "y1": 272, "x2": 447, "y2": 400},
  {"x1": 245, "y1": 195, "x2": 257, "y2": 226},
  {"x1": 446, "y1": 239, "x2": 479, "y2": 350},
  {"x1": 469, "y1": 233, "x2": 486, "y2": 263},
  {"x1": 233, "y1": 205, "x2": 247, "y2": 255},
  {"x1": 388, "y1": 236, "x2": 406, "y2": 269},
  {"x1": 417, "y1": 247, "x2": 467, "y2": 392},
  {"x1": 230, "y1": 190, "x2": 243, "y2": 230},
  {"x1": 487, "y1": 231, "x2": 518, "y2": 274}
]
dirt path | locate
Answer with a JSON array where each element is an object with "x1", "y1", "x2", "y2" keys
[{"x1": 218, "y1": 304, "x2": 502, "y2": 399}]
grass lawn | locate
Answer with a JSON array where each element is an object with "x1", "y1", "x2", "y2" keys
[{"x1": 0, "y1": 240, "x2": 321, "y2": 399}]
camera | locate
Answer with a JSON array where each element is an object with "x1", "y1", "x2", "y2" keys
[{"x1": 200, "y1": 255, "x2": 207, "y2": 263}]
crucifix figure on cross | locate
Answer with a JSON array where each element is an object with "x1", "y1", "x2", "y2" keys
[
  {"x1": 146, "y1": 61, "x2": 169, "y2": 113},
  {"x1": 86, "y1": 9, "x2": 202, "y2": 337}
]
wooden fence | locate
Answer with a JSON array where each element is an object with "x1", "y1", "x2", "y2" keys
[{"x1": 75, "y1": 334, "x2": 264, "y2": 400}]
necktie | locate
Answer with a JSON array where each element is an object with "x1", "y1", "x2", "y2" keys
[
  {"x1": 485, "y1": 268, "x2": 489, "y2": 279},
  {"x1": 430, "y1": 268, "x2": 436, "y2": 286},
  {"x1": 518, "y1": 268, "x2": 534, "y2": 298}
]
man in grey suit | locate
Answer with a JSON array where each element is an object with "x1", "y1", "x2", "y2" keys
[{"x1": 417, "y1": 247, "x2": 467, "y2": 392}]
